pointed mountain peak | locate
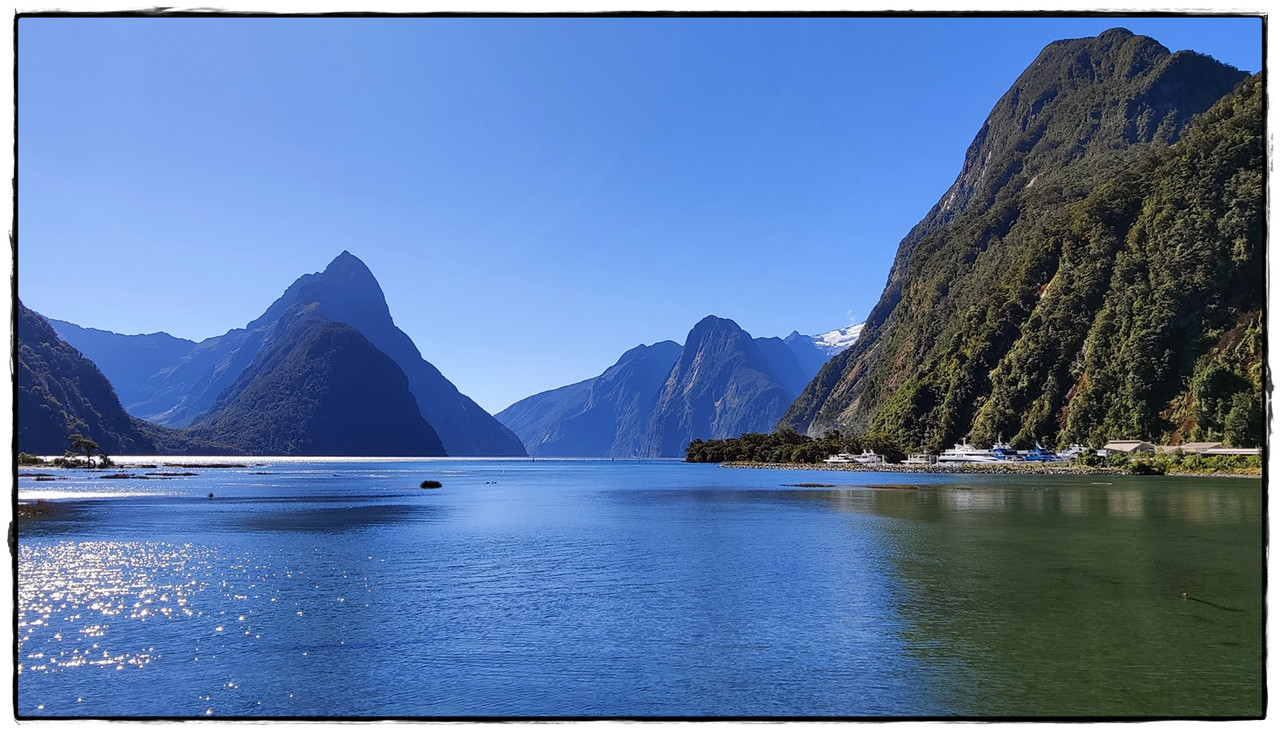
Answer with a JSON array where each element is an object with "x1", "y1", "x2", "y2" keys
[
  {"x1": 248, "y1": 252, "x2": 389, "y2": 332},
  {"x1": 318, "y1": 251, "x2": 381, "y2": 289}
]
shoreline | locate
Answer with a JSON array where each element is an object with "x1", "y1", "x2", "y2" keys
[{"x1": 718, "y1": 461, "x2": 1262, "y2": 478}]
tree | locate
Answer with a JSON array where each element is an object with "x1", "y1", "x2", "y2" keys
[
  {"x1": 66, "y1": 433, "x2": 104, "y2": 467},
  {"x1": 1223, "y1": 391, "x2": 1263, "y2": 447}
]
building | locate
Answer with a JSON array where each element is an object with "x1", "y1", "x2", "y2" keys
[
  {"x1": 1100, "y1": 440, "x2": 1156, "y2": 456},
  {"x1": 1201, "y1": 447, "x2": 1262, "y2": 457},
  {"x1": 1158, "y1": 442, "x2": 1223, "y2": 454}
]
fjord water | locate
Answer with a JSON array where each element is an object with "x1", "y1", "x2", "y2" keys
[{"x1": 17, "y1": 460, "x2": 1263, "y2": 718}]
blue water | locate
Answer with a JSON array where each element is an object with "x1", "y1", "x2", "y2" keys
[{"x1": 14, "y1": 459, "x2": 1265, "y2": 718}]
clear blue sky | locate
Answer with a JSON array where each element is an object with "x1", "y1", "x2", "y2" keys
[{"x1": 16, "y1": 14, "x2": 1264, "y2": 414}]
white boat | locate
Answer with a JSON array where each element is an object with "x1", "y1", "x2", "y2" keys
[
  {"x1": 905, "y1": 453, "x2": 937, "y2": 465},
  {"x1": 1056, "y1": 444, "x2": 1088, "y2": 460},
  {"x1": 824, "y1": 450, "x2": 884, "y2": 465},
  {"x1": 936, "y1": 441, "x2": 1001, "y2": 464}
]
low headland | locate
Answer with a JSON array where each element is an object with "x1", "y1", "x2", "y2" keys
[
  {"x1": 687, "y1": 430, "x2": 1262, "y2": 478},
  {"x1": 719, "y1": 460, "x2": 1261, "y2": 478}
]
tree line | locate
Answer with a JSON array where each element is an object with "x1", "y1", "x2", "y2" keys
[{"x1": 685, "y1": 429, "x2": 907, "y2": 464}]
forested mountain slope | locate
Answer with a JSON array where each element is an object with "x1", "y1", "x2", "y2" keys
[{"x1": 782, "y1": 29, "x2": 1259, "y2": 449}]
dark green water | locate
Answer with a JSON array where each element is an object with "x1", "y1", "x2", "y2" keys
[
  {"x1": 800, "y1": 474, "x2": 1265, "y2": 717},
  {"x1": 16, "y1": 461, "x2": 1265, "y2": 717}
]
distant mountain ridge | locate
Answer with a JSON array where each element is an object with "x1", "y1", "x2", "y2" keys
[
  {"x1": 17, "y1": 301, "x2": 238, "y2": 456},
  {"x1": 45, "y1": 318, "x2": 197, "y2": 412},
  {"x1": 782, "y1": 29, "x2": 1261, "y2": 450},
  {"x1": 498, "y1": 316, "x2": 843, "y2": 457},
  {"x1": 496, "y1": 340, "x2": 683, "y2": 457},
  {"x1": 810, "y1": 323, "x2": 864, "y2": 356},
  {"x1": 46, "y1": 252, "x2": 526, "y2": 456}
]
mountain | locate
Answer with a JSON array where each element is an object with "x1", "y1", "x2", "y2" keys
[
  {"x1": 496, "y1": 341, "x2": 682, "y2": 457},
  {"x1": 809, "y1": 323, "x2": 864, "y2": 357},
  {"x1": 782, "y1": 330, "x2": 848, "y2": 378},
  {"x1": 644, "y1": 316, "x2": 810, "y2": 457},
  {"x1": 782, "y1": 29, "x2": 1259, "y2": 450},
  {"x1": 46, "y1": 318, "x2": 197, "y2": 412},
  {"x1": 498, "y1": 317, "x2": 839, "y2": 458},
  {"x1": 16, "y1": 301, "x2": 236, "y2": 456},
  {"x1": 56, "y1": 251, "x2": 526, "y2": 456},
  {"x1": 241, "y1": 251, "x2": 525, "y2": 456},
  {"x1": 185, "y1": 313, "x2": 446, "y2": 456}
]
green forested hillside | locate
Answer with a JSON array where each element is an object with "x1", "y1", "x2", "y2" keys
[{"x1": 783, "y1": 30, "x2": 1261, "y2": 450}]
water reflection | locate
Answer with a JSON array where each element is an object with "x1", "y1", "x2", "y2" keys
[
  {"x1": 16, "y1": 464, "x2": 1263, "y2": 718},
  {"x1": 239, "y1": 503, "x2": 443, "y2": 532},
  {"x1": 1107, "y1": 489, "x2": 1145, "y2": 518},
  {"x1": 778, "y1": 477, "x2": 1264, "y2": 716}
]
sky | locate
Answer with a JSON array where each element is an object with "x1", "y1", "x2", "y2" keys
[{"x1": 14, "y1": 12, "x2": 1265, "y2": 414}]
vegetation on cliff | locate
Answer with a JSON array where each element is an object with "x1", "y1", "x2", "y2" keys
[
  {"x1": 685, "y1": 428, "x2": 906, "y2": 464},
  {"x1": 783, "y1": 30, "x2": 1260, "y2": 452}
]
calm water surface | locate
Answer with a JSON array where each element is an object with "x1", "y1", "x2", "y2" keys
[{"x1": 15, "y1": 459, "x2": 1264, "y2": 718}]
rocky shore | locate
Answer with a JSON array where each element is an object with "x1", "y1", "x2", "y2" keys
[{"x1": 719, "y1": 461, "x2": 1259, "y2": 477}]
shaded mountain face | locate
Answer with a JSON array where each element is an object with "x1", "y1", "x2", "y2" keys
[
  {"x1": 782, "y1": 29, "x2": 1257, "y2": 450},
  {"x1": 186, "y1": 316, "x2": 446, "y2": 457},
  {"x1": 645, "y1": 316, "x2": 809, "y2": 457},
  {"x1": 498, "y1": 317, "x2": 836, "y2": 458},
  {"x1": 47, "y1": 318, "x2": 197, "y2": 412},
  {"x1": 17, "y1": 302, "x2": 237, "y2": 456},
  {"x1": 496, "y1": 341, "x2": 682, "y2": 457},
  {"x1": 57, "y1": 251, "x2": 526, "y2": 456},
  {"x1": 18, "y1": 300, "x2": 157, "y2": 455},
  {"x1": 782, "y1": 332, "x2": 833, "y2": 377}
]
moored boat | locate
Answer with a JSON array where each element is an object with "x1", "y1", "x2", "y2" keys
[
  {"x1": 824, "y1": 450, "x2": 885, "y2": 465},
  {"x1": 936, "y1": 441, "x2": 1001, "y2": 464},
  {"x1": 1019, "y1": 441, "x2": 1065, "y2": 462},
  {"x1": 991, "y1": 439, "x2": 1022, "y2": 461}
]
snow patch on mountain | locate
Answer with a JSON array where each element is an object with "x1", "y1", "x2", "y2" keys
[{"x1": 812, "y1": 322, "x2": 864, "y2": 355}]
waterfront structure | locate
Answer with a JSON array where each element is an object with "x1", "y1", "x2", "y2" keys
[
  {"x1": 1100, "y1": 440, "x2": 1156, "y2": 456},
  {"x1": 1159, "y1": 442, "x2": 1223, "y2": 454}
]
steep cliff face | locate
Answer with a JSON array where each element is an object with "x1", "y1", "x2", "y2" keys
[
  {"x1": 782, "y1": 29, "x2": 1255, "y2": 449},
  {"x1": 499, "y1": 316, "x2": 834, "y2": 458},
  {"x1": 496, "y1": 341, "x2": 682, "y2": 457},
  {"x1": 646, "y1": 316, "x2": 802, "y2": 457}
]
